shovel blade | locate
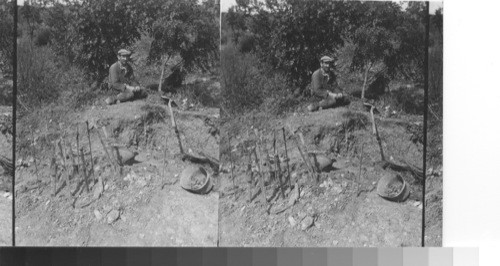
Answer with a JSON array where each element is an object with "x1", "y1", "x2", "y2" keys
[{"x1": 161, "y1": 96, "x2": 178, "y2": 108}]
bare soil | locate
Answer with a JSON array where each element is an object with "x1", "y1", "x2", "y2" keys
[
  {"x1": 219, "y1": 105, "x2": 423, "y2": 247},
  {"x1": 0, "y1": 104, "x2": 12, "y2": 246},
  {"x1": 0, "y1": 194, "x2": 12, "y2": 246},
  {"x1": 424, "y1": 165, "x2": 443, "y2": 246},
  {"x1": 15, "y1": 96, "x2": 219, "y2": 246},
  {"x1": 424, "y1": 114, "x2": 443, "y2": 246}
]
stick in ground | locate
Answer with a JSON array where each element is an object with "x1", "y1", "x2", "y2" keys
[
  {"x1": 253, "y1": 140, "x2": 267, "y2": 205},
  {"x1": 273, "y1": 130, "x2": 285, "y2": 199},
  {"x1": 50, "y1": 157, "x2": 57, "y2": 196},
  {"x1": 112, "y1": 146, "x2": 124, "y2": 177},
  {"x1": 56, "y1": 139, "x2": 71, "y2": 194},
  {"x1": 358, "y1": 142, "x2": 364, "y2": 190},
  {"x1": 286, "y1": 125, "x2": 316, "y2": 183},
  {"x1": 85, "y1": 121, "x2": 96, "y2": 184},
  {"x1": 247, "y1": 147, "x2": 254, "y2": 203},
  {"x1": 282, "y1": 127, "x2": 292, "y2": 187},
  {"x1": 96, "y1": 128, "x2": 116, "y2": 175},
  {"x1": 257, "y1": 129, "x2": 275, "y2": 188},
  {"x1": 79, "y1": 148, "x2": 89, "y2": 192},
  {"x1": 30, "y1": 127, "x2": 39, "y2": 180},
  {"x1": 228, "y1": 134, "x2": 235, "y2": 187}
]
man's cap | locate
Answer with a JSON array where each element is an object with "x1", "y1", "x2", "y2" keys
[
  {"x1": 118, "y1": 49, "x2": 132, "y2": 56},
  {"x1": 320, "y1": 56, "x2": 334, "y2": 63}
]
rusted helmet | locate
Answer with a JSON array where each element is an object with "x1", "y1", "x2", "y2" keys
[
  {"x1": 376, "y1": 173, "x2": 410, "y2": 202},
  {"x1": 179, "y1": 166, "x2": 213, "y2": 194}
]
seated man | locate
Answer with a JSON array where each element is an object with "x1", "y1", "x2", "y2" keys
[
  {"x1": 307, "y1": 56, "x2": 348, "y2": 112},
  {"x1": 105, "y1": 49, "x2": 147, "y2": 105}
]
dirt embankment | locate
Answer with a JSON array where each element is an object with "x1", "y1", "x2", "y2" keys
[
  {"x1": 16, "y1": 98, "x2": 219, "y2": 246},
  {"x1": 0, "y1": 104, "x2": 12, "y2": 246},
  {"x1": 424, "y1": 165, "x2": 443, "y2": 246},
  {"x1": 0, "y1": 194, "x2": 12, "y2": 246},
  {"x1": 219, "y1": 106, "x2": 423, "y2": 247}
]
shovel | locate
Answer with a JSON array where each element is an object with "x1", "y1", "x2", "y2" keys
[{"x1": 161, "y1": 95, "x2": 178, "y2": 108}]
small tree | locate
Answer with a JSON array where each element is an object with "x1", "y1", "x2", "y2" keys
[
  {"x1": 19, "y1": 1, "x2": 42, "y2": 39},
  {"x1": 43, "y1": 0, "x2": 79, "y2": 61},
  {"x1": 144, "y1": 0, "x2": 219, "y2": 91},
  {"x1": 351, "y1": 25, "x2": 397, "y2": 100},
  {"x1": 72, "y1": 0, "x2": 143, "y2": 82}
]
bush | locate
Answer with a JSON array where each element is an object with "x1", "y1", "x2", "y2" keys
[
  {"x1": 34, "y1": 28, "x2": 51, "y2": 46},
  {"x1": 72, "y1": 0, "x2": 143, "y2": 82},
  {"x1": 0, "y1": 82, "x2": 12, "y2": 106},
  {"x1": 17, "y1": 38, "x2": 97, "y2": 116},
  {"x1": 366, "y1": 73, "x2": 390, "y2": 98},
  {"x1": 237, "y1": 33, "x2": 256, "y2": 53},
  {"x1": 377, "y1": 87, "x2": 424, "y2": 115},
  {"x1": 221, "y1": 30, "x2": 229, "y2": 46},
  {"x1": 0, "y1": 0, "x2": 13, "y2": 74},
  {"x1": 221, "y1": 44, "x2": 297, "y2": 116},
  {"x1": 17, "y1": 38, "x2": 61, "y2": 112},
  {"x1": 142, "y1": 0, "x2": 219, "y2": 77},
  {"x1": 429, "y1": 40, "x2": 443, "y2": 113},
  {"x1": 227, "y1": 1, "x2": 425, "y2": 89},
  {"x1": 258, "y1": 70, "x2": 299, "y2": 116},
  {"x1": 221, "y1": 45, "x2": 262, "y2": 114},
  {"x1": 178, "y1": 82, "x2": 219, "y2": 109}
]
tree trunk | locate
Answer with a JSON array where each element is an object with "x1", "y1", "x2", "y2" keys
[
  {"x1": 158, "y1": 56, "x2": 165, "y2": 93},
  {"x1": 158, "y1": 55, "x2": 171, "y2": 93},
  {"x1": 370, "y1": 106, "x2": 385, "y2": 162},
  {"x1": 361, "y1": 62, "x2": 372, "y2": 101}
]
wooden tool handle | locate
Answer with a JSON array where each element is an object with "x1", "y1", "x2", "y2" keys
[{"x1": 168, "y1": 100, "x2": 184, "y2": 154}]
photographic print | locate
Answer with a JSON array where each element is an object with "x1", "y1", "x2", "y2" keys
[
  {"x1": 219, "y1": 0, "x2": 427, "y2": 247},
  {"x1": 0, "y1": 0, "x2": 14, "y2": 246},
  {"x1": 15, "y1": 0, "x2": 220, "y2": 246}
]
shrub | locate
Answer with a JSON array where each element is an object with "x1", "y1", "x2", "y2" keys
[
  {"x1": 178, "y1": 82, "x2": 219, "y2": 109},
  {"x1": 227, "y1": 1, "x2": 426, "y2": 90},
  {"x1": 221, "y1": 44, "x2": 298, "y2": 116},
  {"x1": 0, "y1": 82, "x2": 12, "y2": 106},
  {"x1": 221, "y1": 45, "x2": 264, "y2": 114},
  {"x1": 72, "y1": 0, "x2": 143, "y2": 82},
  {"x1": 221, "y1": 30, "x2": 229, "y2": 46},
  {"x1": 377, "y1": 87, "x2": 424, "y2": 115},
  {"x1": 145, "y1": 0, "x2": 219, "y2": 75},
  {"x1": 366, "y1": 73, "x2": 390, "y2": 99},
  {"x1": 0, "y1": 0, "x2": 13, "y2": 73},
  {"x1": 17, "y1": 38, "x2": 61, "y2": 112},
  {"x1": 17, "y1": 37, "x2": 98, "y2": 116},
  {"x1": 34, "y1": 28, "x2": 51, "y2": 46},
  {"x1": 237, "y1": 33, "x2": 256, "y2": 53}
]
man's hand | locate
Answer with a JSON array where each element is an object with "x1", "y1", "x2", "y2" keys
[
  {"x1": 126, "y1": 85, "x2": 141, "y2": 92},
  {"x1": 328, "y1": 92, "x2": 344, "y2": 99}
]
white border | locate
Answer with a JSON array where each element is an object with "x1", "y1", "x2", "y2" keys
[{"x1": 444, "y1": 0, "x2": 500, "y2": 265}]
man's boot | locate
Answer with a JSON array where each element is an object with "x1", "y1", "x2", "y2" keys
[{"x1": 318, "y1": 96, "x2": 337, "y2": 109}]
